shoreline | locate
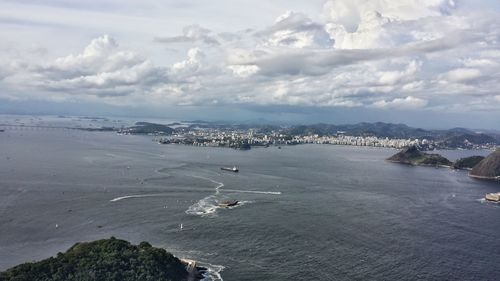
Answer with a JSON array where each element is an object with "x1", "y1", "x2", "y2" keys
[
  {"x1": 386, "y1": 159, "x2": 452, "y2": 169},
  {"x1": 468, "y1": 173, "x2": 500, "y2": 181}
]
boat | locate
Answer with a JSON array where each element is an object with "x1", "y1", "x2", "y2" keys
[
  {"x1": 485, "y1": 192, "x2": 500, "y2": 202},
  {"x1": 221, "y1": 166, "x2": 239, "y2": 172},
  {"x1": 218, "y1": 200, "x2": 239, "y2": 207}
]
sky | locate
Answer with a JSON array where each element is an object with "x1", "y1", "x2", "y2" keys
[{"x1": 0, "y1": 0, "x2": 500, "y2": 128}]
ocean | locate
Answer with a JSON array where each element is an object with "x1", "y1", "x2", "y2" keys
[{"x1": 0, "y1": 128, "x2": 499, "y2": 280}]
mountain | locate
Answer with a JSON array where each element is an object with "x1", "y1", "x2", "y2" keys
[
  {"x1": 0, "y1": 238, "x2": 194, "y2": 281},
  {"x1": 470, "y1": 149, "x2": 500, "y2": 180},
  {"x1": 285, "y1": 122, "x2": 432, "y2": 138},
  {"x1": 121, "y1": 122, "x2": 174, "y2": 135},
  {"x1": 387, "y1": 146, "x2": 452, "y2": 167},
  {"x1": 441, "y1": 133, "x2": 497, "y2": 148},
  {"x1": 452, "y1": 156, "x2": 485, "y2": 170}
]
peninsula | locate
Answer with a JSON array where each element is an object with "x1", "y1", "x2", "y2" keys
[
  {"x1": 386, "y1": 146, "x2": 452, "y2": 167},
  {"x1": 0, "y1": 237, "x2": 204, "y2": 281}
]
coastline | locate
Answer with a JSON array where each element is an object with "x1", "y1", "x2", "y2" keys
[
  {"x1": 386, "y1": 159, "x2": 452, "y2": 169},
  {"x1": 468, "y1": 173, "x2": 500, "y2": 181}
]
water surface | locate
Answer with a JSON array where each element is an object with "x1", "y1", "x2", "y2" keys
[{"x1": 0, "y1": 129, "x2": 499, "y2": 280}]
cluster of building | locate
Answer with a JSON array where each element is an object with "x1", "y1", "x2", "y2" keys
[
  {"x1": 297, "y1": 134, "x2": 431, "y2": 149},
  {"x1": 157, "y1": 128, "x2": 434, "y2": 150}
]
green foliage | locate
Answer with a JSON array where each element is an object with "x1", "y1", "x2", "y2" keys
[
  {"x1": 0, "y1": 238, "x2": 188, "y2": 281},
  {"x1": 452, "y1": 156, "x2": 485, "y2": 170}
]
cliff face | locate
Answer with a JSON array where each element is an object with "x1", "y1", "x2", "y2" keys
[
  {"x1": 0, "y1": 238, "x2": 189, "y2": 281},
  {"x1": 387, "y1": 146, "x2": 452, "y2": 166},
  {"x1": 470, "y1": 150, "x2": 500, "y2": 179}
]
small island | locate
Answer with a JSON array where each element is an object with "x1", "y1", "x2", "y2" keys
[
  {"x1": 386, "y1": 146, "x2": 452, "y2": 167},
  {"x1": 0, "y1": 237, "x2": 204, "y2": 281}
]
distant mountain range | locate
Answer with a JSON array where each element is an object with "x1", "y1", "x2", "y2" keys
[{"x1": 120, "y1": 121, "x2": 499, "y2": 149}]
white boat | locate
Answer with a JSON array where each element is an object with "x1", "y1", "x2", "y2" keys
[{"x1": 485, "y1": 192, "x2": 500, "y2": 202}]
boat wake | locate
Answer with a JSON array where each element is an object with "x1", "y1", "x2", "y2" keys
[
  {"x1": 199, "y1": 262, "x2": 225, "y2": 281},
  {"x1": 185, "y1": 175, "x2": 225, "y2": 216},
  {"x1": 186, "y1": 195, "x2": 220, "y2": 216},
  {"x1": 186, "y1": 175, "x2": 280, "y2": 217},
  {"x1": 110, "y1": 194, "x2": 167, "y2": 202},
  {"x1": 221, "y1": 189, "x2": 281, "y2": 195}
]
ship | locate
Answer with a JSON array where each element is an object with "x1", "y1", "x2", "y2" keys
[
  {"x1": 485, "y1": 192, "x2": 500, "y2": 202},
  {"x1": 218, "y1": 200, "x2": 239, "y2": 207},
  {"x1": 221, "y1": 166, "x2": 239, "y2": 172}
]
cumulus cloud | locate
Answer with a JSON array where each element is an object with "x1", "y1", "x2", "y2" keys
[
  {"x1": 30, "y1": 35, "x2": 167, "y2": 98},
  {"x1": 323, "y1": 0, "x2": 455, "y2": 32},
  {"x1": 171, "y1": 48, "x2": 205, "y2": 74},
  {"x1": 1, "y1": 1, "x2": 500, "y2": 115},
  {"x1": 256, "y1": 11, "x2": 333, "y2": 49}
]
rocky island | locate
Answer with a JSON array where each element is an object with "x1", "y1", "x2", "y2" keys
[
  {"x1": 386, "y1": 146, "x2": 452, "y2": 167},
  {"x1": 0, "y1": 238, "x2": 204, "y2": 281},
  {"x1": 469, "y1": 149, "x2": 500, "y2": 180}
]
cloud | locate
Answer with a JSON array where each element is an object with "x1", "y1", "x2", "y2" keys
[
  {"x1": 171, "y1": 48, "x2": 205, "y2": 74},
  {"x1": 256, "y1": 11, "x2": 333, "y2": 48},
  {"x1": 0, "y1": 1, "x2": 500, "y2": 116},
  {"x1": 28, "y1": 35, "x2": 168, "y2": 98},
  {"x1": 441, "y1": 68, "x2": 482, "y2": 83},
  {"x1": 378, "y1": 60, "x2": 420, "y2": 85},
  {"x1": 228, "y1": 65, "x2": 260, "y2": 78},
  {"x1": 371, "y1": 96, "x2": 429, "y2": 110},
  {"x1": 323, "y1": 0, "x2": 455, "y2": 33},
  {"x1": 154, "y1": 25, "x2": 219, "y2": 45},
  {"x1": 230, "y1": 32, "x2": 468, "y2": 76}
]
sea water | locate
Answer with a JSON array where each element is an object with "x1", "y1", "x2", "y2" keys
[{"x1": 0, "y1": 129, "x2": 498, "y2": 280}]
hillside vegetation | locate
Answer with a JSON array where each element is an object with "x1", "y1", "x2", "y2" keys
[{"x1": 0, "y1": 238, "x2": 189, "y2": 281}]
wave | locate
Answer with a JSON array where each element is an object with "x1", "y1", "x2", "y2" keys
[
  {"x1": 199, "y1": 262, "x2": 225, "y2": 281},
  {"x1": 185, "y1": 175, "x2": 225, "y2": 216},
  {"x1": 185, "y1": 195, "x2": 220, "y2": 216},
  {"x1": 185, "y1": 175, "x2": 280, "y2": 217}
]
